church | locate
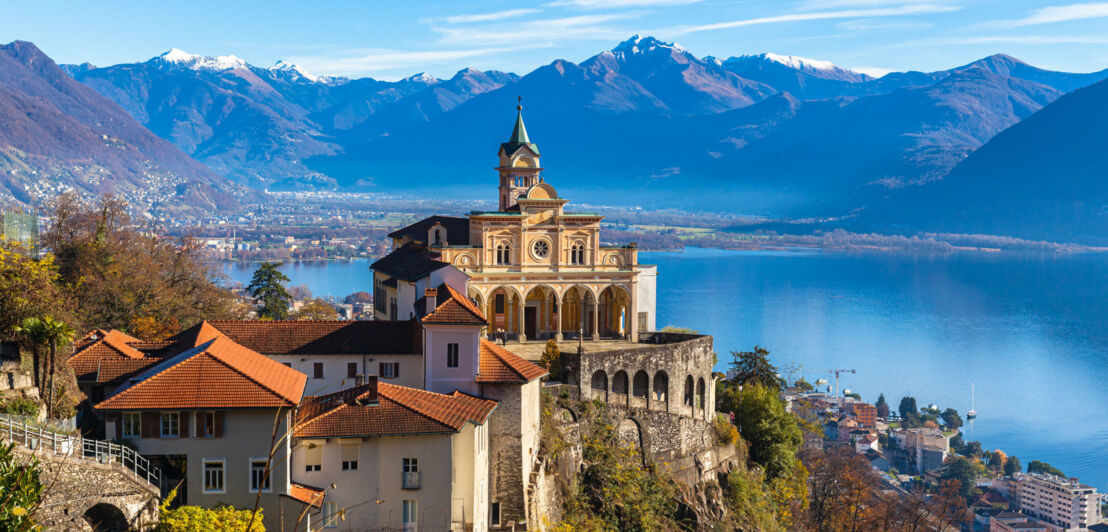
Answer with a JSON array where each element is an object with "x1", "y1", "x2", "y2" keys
[{"x1": 372, "y1": 103, "x2": 657, "y2": 343}]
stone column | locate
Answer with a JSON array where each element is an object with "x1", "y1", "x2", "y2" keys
[
  {"x1": 518, "y1": 293, "x2": 527, "y2": 343},
  {"x1": 591, "y1": 297, "x2": 600, "y2": 341},
  {"x1": 555, "y1": 294, "x2": 563, "y2": 342},
  {"x1": 628, "y1": 284, "x2": 638, "y2": 342}
]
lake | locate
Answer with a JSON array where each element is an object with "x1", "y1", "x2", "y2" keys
[{"x1": 217, "y1": 248, "x2": 1108, "y2": 490}]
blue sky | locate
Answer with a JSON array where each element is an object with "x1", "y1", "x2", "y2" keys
[{"x1": 4, "y1": 0, "x2": 1108, "y2": 80}]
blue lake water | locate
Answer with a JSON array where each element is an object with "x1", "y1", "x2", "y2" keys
[{"x1": 218, "y1": 248, "x2": 1108, "y2": 490}]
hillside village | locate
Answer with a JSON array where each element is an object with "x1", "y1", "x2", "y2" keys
[{"x1": 1, "y1": 107, "x2": 1105, "y2": 532}]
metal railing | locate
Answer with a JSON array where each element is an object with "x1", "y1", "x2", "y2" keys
[{"x1": 0, "y1": 414, "x2": 161, "y2": 489}]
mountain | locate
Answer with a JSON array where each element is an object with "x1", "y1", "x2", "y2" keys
[
  {"x1": 863, "y1": 76, "x2": 1108, "y2": 244},
  {"x1": 67, "y1": 49, "x2": 517, "y2": 189},
  {"x1": 720, "y1": 52, "x2": 871, "y2": 99},
  {"x1": 0, "y1": 41, "x2": 240, "y2": 214},
  {"x1": 53, "y1": 36, "x2": 1108, "y2": 226}
]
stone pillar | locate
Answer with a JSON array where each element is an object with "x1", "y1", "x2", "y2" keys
[
  {"x1": 518, "y1": 294, "x2": 527, "y2": 343},
  {"x1": 591, "y1": 298, "x2": 600, "y2": 341},
  {"x1": 555, "y1": 294, "x2": 563, "y2": 342}
]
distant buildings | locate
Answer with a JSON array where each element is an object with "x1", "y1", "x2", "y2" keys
[
  {"x1": 1013, "y1": 473, "x2": 1101, "y2": 531},
  {"x1": 0, "y1": 209, "x2": 38, "y2": 251}
]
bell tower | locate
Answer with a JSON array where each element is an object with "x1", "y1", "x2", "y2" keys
[{"x1": 497, "y1": 98, "x2": 542, "y2": 211}]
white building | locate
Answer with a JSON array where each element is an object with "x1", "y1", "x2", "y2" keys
[{"x1": 1013, "y1": 473, "x2": 1101, "y2": 532}]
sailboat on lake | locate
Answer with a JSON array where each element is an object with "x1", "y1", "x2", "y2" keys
[{"x1": 967, "y1": 383, "x2": 977, "y2": 419}]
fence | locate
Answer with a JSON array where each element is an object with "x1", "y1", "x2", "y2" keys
[{"x1": 0, "y1": 414, "x2": 161, "y2": 489}]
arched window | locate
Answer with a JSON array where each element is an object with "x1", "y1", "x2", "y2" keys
[
  {"x1": 570, "y1": 243, "x2": 585, "y2": 265},
  {"x1": 696, "y1": 377, "x2": 706, "y2": 411},
  {"x1": 433, "y1": 229, "x2": 441, "y2": 245},
  {"x1": 496, "y1": 243, "x2": 511, "y2": 265}
]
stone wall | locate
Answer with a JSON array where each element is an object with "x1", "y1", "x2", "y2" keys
[{"x1": 12, "y1": 445, "x2": 160, "y2": 531}]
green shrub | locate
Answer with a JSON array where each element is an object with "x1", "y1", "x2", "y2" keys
[
  {"x1": 714, "y1": 413, "x2": 740, "y2": 445},
  {"x1": 0, "y1": 442, "x2": 43, "y2": 530},
  {"x1": 155, "y1": 488, "x2": 265, "y2": 532},
  {"x1": 0, "y1": 397, "x2": 40, "y2": 417}
]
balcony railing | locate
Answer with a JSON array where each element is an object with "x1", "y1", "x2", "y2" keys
[
  {"x1": 402, "y1": 471, "x2": 421, "y2": 490},
  {"x1": 0, "y1": 414, "x2": 161, "y2": 490}
]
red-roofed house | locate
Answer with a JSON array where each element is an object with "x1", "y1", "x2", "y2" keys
[
  {"x1": 291, "y1": 378, "x2": 498, "y2": 530},
  {"x1": 95, "y1": 334, "x2": 316, "y2": 532}
]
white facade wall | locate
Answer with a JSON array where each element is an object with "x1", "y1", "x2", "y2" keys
[
  {"x1": 290, "y1": 423, "x2": 489, "y2": 532},
  {"x1": 1016, "y1": 474, "x2": 1101, "y2": 531},
  {"x1": 107, "y1": 409, "x2": 303, "y2": 532},
  {"x1": 423, "y1": 324, "x2": 482, "y2": 395},
  {"x1": 268, "y1": 354, "x2": 422, "y2": 395},
  {"x1": 636, "y1": 264, "x2": 658, "y2": 333}
]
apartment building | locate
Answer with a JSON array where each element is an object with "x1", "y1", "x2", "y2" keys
[{"x1": 1014, "y1": 473, "x2": 1101, "y2": 532}]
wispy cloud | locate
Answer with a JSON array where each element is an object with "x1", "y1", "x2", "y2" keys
[
  {"x1": 800, "y1": 0, "x2": 949, "y2": 8},
  {"x1": 440, "y1": 9, "x2": 541, "y2": 24},
  {"x1": 433, "y1": 14, "x2": 636, "y2": 45},
  {"x1": 660, "y1": 4, "x2": 960, "y2": 36},
  {"x1": 547, "y1": 0, "x2": 703, "y2": 8},
  {"x1": 992, "y1": 2, "x2": 1108, "y2": 27},
  {"x1": 894, "y1": 34, "x2": 1108, "y2": 46},
  {"x1": 286, "y1": 44, "x2": 552, "y2": 78},
  {"x1": 837, "y1": 19, "x2": 934, "y2": 31}
]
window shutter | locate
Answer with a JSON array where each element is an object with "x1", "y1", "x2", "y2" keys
[
  {"x1": 114, "y1": 413, "x2": 122, "y2": 440},
  {"x1": 180, "y1": 411, "x2": 189, "y2": 438},
  {"x1": 394, "y1": 362, "x2": 399, "y2": 377},
  {"x1": 347, "y1": 362, "x2": 357, "y2": 378},
  {"x1": 214, "y1": 411, "x2": 224, "y2": 437},
  {"x1": 141, "y1": 412, "x2": 155, "y2": 438},
  {"x1": 196, "y1": 412, "x2": 207, "y2": 439}
]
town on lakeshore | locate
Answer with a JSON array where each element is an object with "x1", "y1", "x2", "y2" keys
[{"x1": 1, "y1": 105, "x2": 1103, "y2": 532}]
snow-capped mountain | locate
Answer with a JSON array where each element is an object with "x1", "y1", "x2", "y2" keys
[
  {"x1": 721, "y1": 53, "x2": 870, "y2": 99},
  {"x1": 152, "y1": 48, "x2": 248, "y2": 71}
]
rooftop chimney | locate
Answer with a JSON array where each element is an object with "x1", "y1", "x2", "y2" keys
[
  {"x1": 355, "y1": 375, "x2": 379, "y2": 406},
  {"x1": 425, "y1": 288, "x2": 438, "y2": 309}
]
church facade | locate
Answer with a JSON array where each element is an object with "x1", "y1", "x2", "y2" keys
[{"x1": 374, "y1": 104, "x2": 656, "y2": 342}]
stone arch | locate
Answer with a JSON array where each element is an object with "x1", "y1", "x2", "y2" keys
[
  {"x1": 696, "y1": 377, "x2": 707, "y2": 411},
  {"x1": 653, "y1": 370, "x2": 669, "y2": 408},
  {"x1": 83, "y1": 502, "x2": 129, "y2": 532},
  {"x1": 617, "y1": 418, "x2": 644, "y2": 454},
  {"x1": 495, "y1": 240, "x2": 512, "y2": 265},
  {"x1": 591, "y1": 370, "x2": 608, "y2": 401},
  {"x1": 632, "y1": 370, "x2": 649, "y2": 399},
  {"x1": 523, "y1": 285, "x2": 559, "y2": 340},
  {"x1": 486, "y1": 285, "x2": 525, "y2": 337},
  {"x1": 683, "y1": 375, "x2": 695, "y2": 408},
  {"x1": 598, "y1": 285, "x2": 631, "y2": 339},
  {"x1": 561, "y1": 285, "x2": 598, "y2": 338},
  {"x1": 612, "y1": 370, "x2": 629, "y2": 397}
]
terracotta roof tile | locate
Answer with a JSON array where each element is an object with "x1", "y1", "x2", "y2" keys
[
  {"x1": 70, "y1": 330, "x2": 149, "y2": 380},
  {"x1": 294, "y1": 381, "x2": 497, "y2": 438},
  {"x1": 166, "y1": 320, "x2": 420, "y2": 356},
  {"x1": 287, "y1": 483, "x2": 325, "y2": 508},
  {"x1": 95, "y1": 358, "x2": 162, "y2": 385},
  {"x1": 421, "y1": 284, "x2": 486, "y2": 325},
  {"x1": 476, "y1": 340, "x2": 548, "y2": 383},
  {"x1": 94, "y1": 335, "x2": 306, "y2": 410}
]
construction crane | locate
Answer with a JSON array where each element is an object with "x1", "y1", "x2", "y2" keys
[{"x1": 809, "y1": 368, "x2": 857, "y2": 398}]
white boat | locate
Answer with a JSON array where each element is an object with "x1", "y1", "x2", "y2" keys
[{"x1": 967, "y1": 383, "x2": 977, "y2": 419}]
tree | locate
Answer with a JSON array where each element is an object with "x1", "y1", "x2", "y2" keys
[
  {"x1": 13, "y1": 316, "x2": 74, "y2": 416},
  {"x1": 898, "y1": 396, "x2": 918, "y2": 419},
  {"x1": 343, "y1": 291, "x2": 371, "y2": 304},
  {"x1": 941, "y1": 408, "x2": 963, "y2": 429},
  {"x1": 941, "y1": 457, "x2": 983, "y2": 500},
  {"x1": 246, "y1": 263, "x2": 292, "y2": 320},
  {"x1": 728, "y1": 383, "x2": 802, "y2": 480},
  {"x1": 1004, "y1": 456, "x2": 1022, "y2": 476},
  {"x1": 730, "y1": 346, "x2": 780, "y2": 391},
  {"x1": 794, "y1": 377, "x2": 814, "y2": 392},
  {"x1": 964, "y1": 440, "x2": 983, "y2": 459},
  {"x1": 1027, "y1": 460, "x2": 1065, "y2": 478},
  {"x1": 0, "y1": 442, "x2": 43, "y2": 531},
  {"x1": 875, "y1": 393, "x2": 890, "y2": 418},
  {"x1": 801, "y1": 448, "x2": 875, "y2": 532},
  {"x1": 539, "y1": 339, "x2": 562, "y2": 380},
  {"x1": 0, "y1": 241, "x2": 68, "y2": 344},
  {"x1": 986, "y1": 449, "x2": 1007, "y2": 473},
  {"x1": 950, "y1": 433, "x2": 966, "y2": 454},
  {"x1": 291, "y1": 298, "x2": 339, "y2": 321},
  {"x1": 42, "y1": 193, "x2": 247, "y2": 332}
]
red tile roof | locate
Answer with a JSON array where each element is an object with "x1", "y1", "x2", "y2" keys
[
  {"x1": 294, "y1": 381, "x2": 497, "y2": 438},
  {"x1": 94, "y1": 334, "x2": 306, "y2": 411},
  {"x1": 476, "y1": 340, "x2": 548, "y2": 383},
  {"x1": 421, "y1": 284, "x2": 486, "y2": 325},
  {"x1": 70, "y1": 330, "x2": 149, "y2": 380},
  {"x1": 95, "y1": 358, "x2": 161, "y2": 385},
  {"x1": 287, "y1": 483, "x2": 325, "y2": 508},
  {"x1": 166, "y1": 320, "x2": 420, "y2": 355}
]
